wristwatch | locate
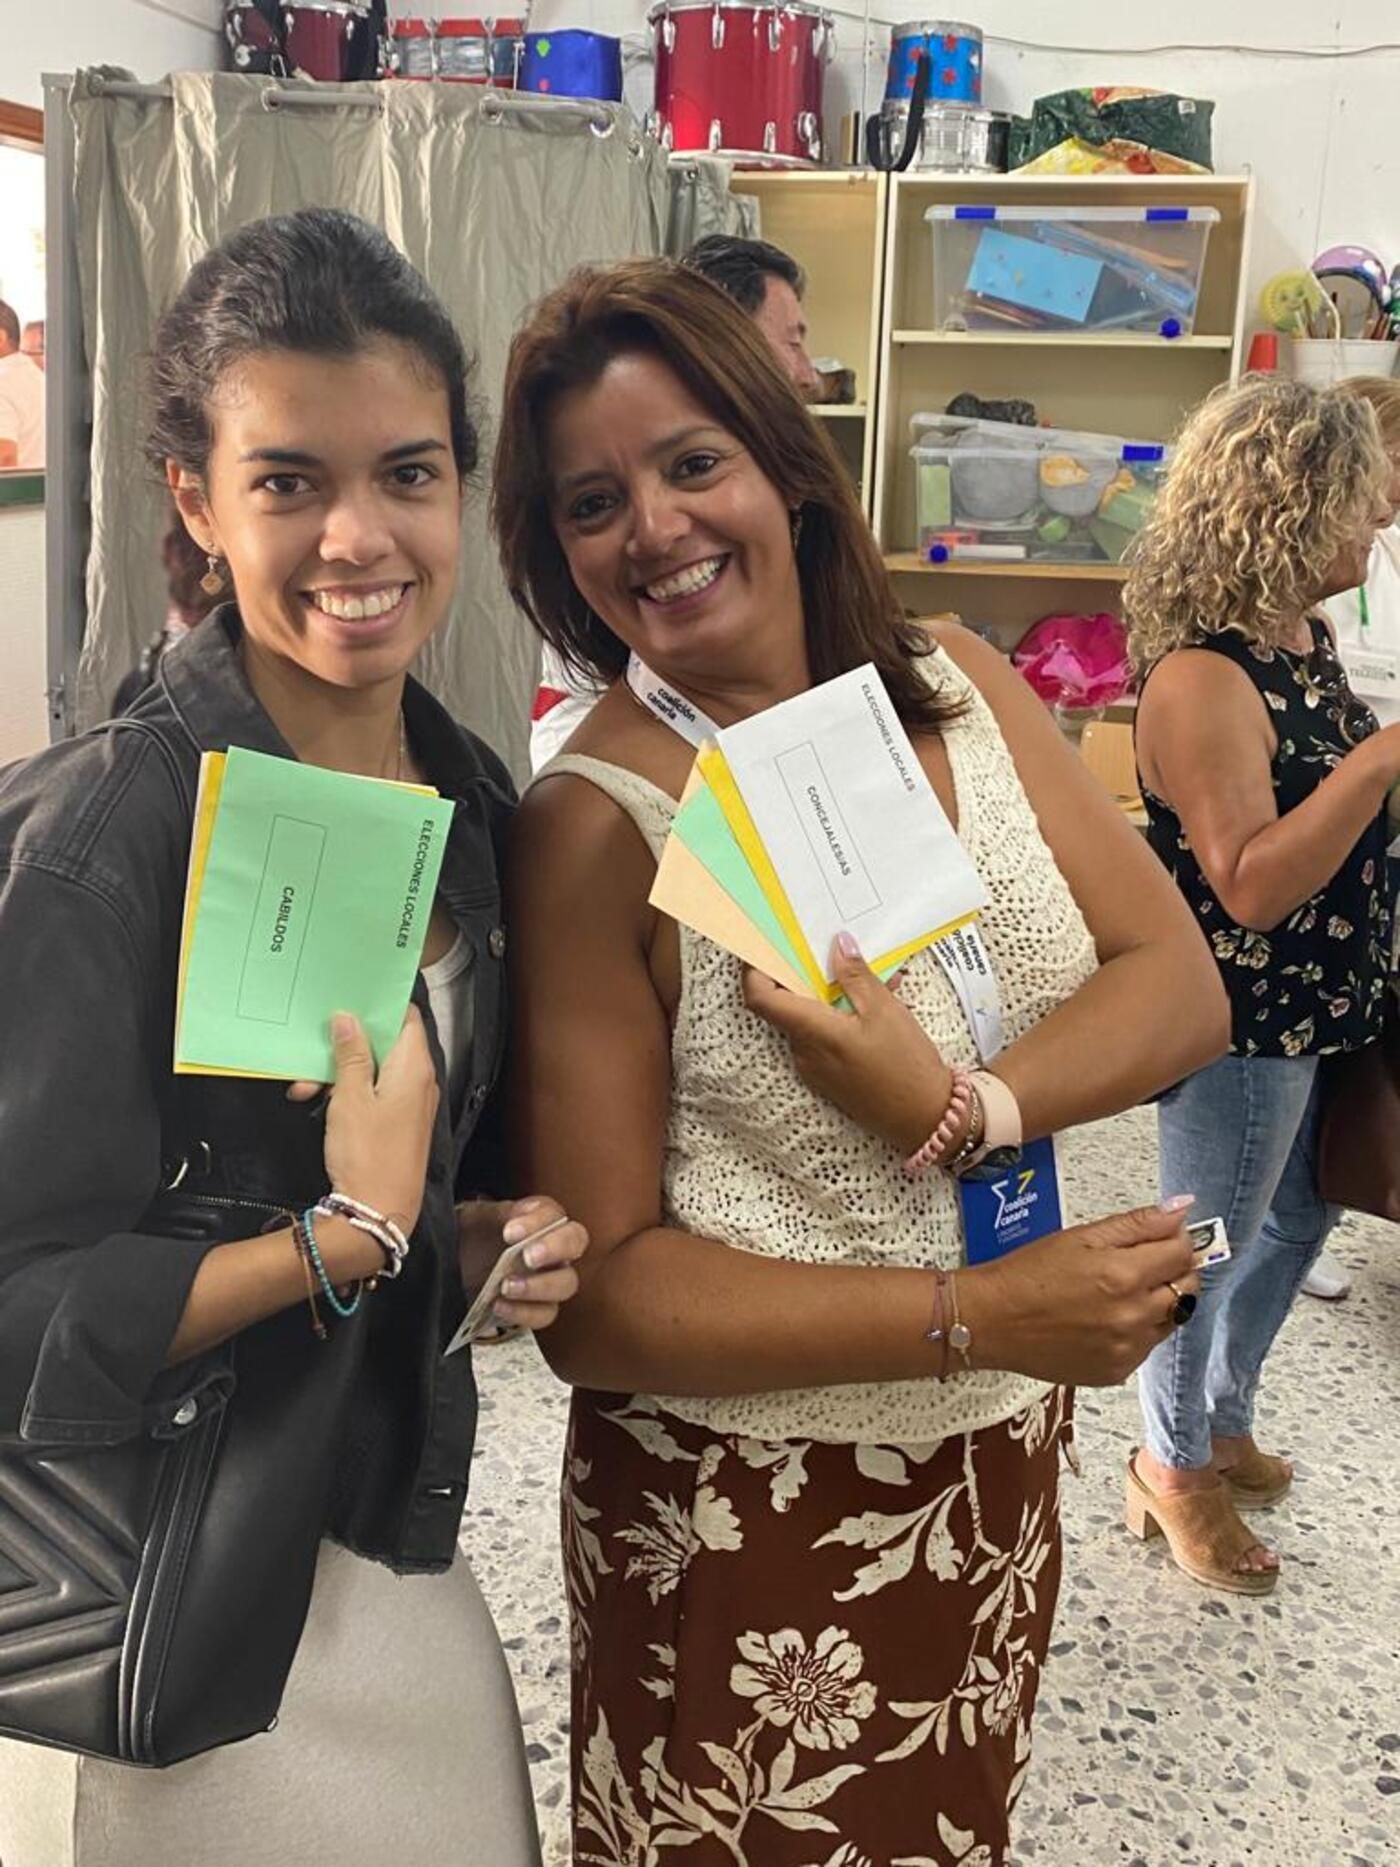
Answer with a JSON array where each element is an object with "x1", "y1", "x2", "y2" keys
[{"x1": 958, "y1": 1069, "x2": 1024, "y2": 1176}]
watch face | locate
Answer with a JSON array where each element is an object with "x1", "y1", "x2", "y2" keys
[{"x1": 959, "y1": 1145, "x2": 1023, "y2": 1183}]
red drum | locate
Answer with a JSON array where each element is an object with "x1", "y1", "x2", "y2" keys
[
  {"x1": 389, "y1": 16, "x2": 435, "y2": 79},
  {"x1": 282, "y1": 1, "x2": 373, "y2": 81},
  {"x1": 436, "y1": 17, "x2": 493, "y2": 82},
  {"x1": 649, "y1": 1, "x2": 834, "y2": 164},
  {"x1": 225, "y1": 1, "x2": 285, "y2": 74}
]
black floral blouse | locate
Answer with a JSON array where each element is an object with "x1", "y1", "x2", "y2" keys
[{"x1": 1141, "y1": 617, "x2": 1391, "y2": 1058}]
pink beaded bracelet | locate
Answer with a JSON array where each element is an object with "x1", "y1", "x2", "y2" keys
[{"x1": 903, "y1": 1069, "x2": 974, "y2": 1178}]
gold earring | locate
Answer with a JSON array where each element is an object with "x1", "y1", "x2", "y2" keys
[{"x1": 200, "y1": 554, "x2": 226, "y2": 597}]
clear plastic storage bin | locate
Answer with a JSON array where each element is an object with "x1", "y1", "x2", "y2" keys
[
  {"x1": 924, "y1": 204, "x2": 1220, "y2": 336},
  {"x1": 910, "y1": 412, "x2": 1169, "y2": 564}
]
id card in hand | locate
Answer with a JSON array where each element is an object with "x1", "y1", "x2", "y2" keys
[
  {"x1": 958, "y1": 1134, "x2": 1063, "y2": 1266},
  {"x1": 443, "y1": 1238, "x2": 530, "y2": 1356}
]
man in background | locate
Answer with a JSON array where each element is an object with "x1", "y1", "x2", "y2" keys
[
  {"x1": 21, "y1": 321, "x2": 45, "y2": 372},
  {"x1": 0, "y1": 300, "x2": 45, "y2": 470},
  {"x1": 528, "y1": 235, "x2": 821, "y2": 770}
]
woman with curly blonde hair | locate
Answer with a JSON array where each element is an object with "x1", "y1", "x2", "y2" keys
[{"x1": 1124, "y1": 375, "x2": 1397, "y2": 1595}]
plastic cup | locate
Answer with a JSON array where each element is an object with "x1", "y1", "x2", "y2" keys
[{"x1": 1246, "y1": 331, "x2": 1280, "y2": 373}]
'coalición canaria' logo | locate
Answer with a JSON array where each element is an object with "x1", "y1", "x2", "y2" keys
[{"x1": 991, "y1": 1169, "x2": 1038, "y2": 1231}]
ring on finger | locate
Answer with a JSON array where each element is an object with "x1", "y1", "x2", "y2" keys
[{"x1": 1166, "y1": 1280, "x2": 1198, "y2": 1327}]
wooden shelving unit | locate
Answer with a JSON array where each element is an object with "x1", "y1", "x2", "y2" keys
[
  {"x1": 882, "y1": 554, "x2": 1129, "y2": 582},
  {"x1": 872, "y1": 171, "x2": 1256, "y2": 648},
  {"x1": 733, "y1": 169, "x2": 1256, "y2": 662},
  {"x1": 728, "y1": 168, "x2": 886, "y2": 516}
]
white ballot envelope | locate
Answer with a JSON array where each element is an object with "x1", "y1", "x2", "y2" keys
[{"x1": 704, "y1": 664, "x2": 989, "y2": 996}]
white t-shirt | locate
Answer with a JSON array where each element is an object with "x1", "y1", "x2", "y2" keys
[
  {"x1": 0, "y1": 351, "x2": 45, "y2": 469},
  {"x1": 528, "y1": 643, "x2": 604, "y2": 772},
  {"x1": 1325, "y1": 525, "x2": 1400, "y2": 729}
]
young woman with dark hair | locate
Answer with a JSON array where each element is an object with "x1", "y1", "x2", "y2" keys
[
  {"x1": 494, "y1": 258, "x2": 1228, "y2": 1864},
  {"x1": 0, "y1": 208, "x2": 584, "y2": 1866}
]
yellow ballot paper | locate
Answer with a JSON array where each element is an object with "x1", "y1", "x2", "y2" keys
[
  {"x1": 650, "y1": 764, "x2": 812, "y2": 996},
  {"x1": 704, "y1": 664, "x2": 988, "y2": 1002},
  {"x1": 175, "y1": 746, "x2": 454, "y2": 1082}
]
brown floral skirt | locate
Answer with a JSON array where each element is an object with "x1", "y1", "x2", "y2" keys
[{"x1": 563, "y1": 1386, "x2": 1074, "y2": 1867}]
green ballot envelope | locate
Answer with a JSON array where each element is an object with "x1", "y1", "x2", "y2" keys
[{"x1": 175, "y1": 746, "x2": 454, "y2": 1081}]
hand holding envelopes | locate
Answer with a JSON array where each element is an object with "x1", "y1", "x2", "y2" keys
[
  {"x1": 650, "y1": 665, "x2": 988, "y2": 1001},
  {"x1": 176, "y1": 747, "x2": 454, "y2": 1081}
]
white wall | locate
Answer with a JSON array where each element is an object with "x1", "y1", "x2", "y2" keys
[
  {"x1": 0, "y1": 0, "x2": 222, "y2": 108},
  {"x1": 0, "y1": 507, "x2": 48, "y2": 763}
]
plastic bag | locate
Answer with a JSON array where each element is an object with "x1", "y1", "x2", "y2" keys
[
  {"x1": 1013, "y1": 612, "x2": 1133, "y2": 710},
  {"x1": 1013, "y1": 136, "x2": 1209, "y2": 178},
  {"x1": 1009, "y1": 87, "x2": 1214, "y2": 174}
]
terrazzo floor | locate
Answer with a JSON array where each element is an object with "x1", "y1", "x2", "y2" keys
[{"x1": 458, "y1": 1107, "x2": 1400, "y2": 1867}]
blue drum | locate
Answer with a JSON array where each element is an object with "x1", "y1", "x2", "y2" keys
[
  {"x1": 520, "y1": 28, "x2": 623, "y2": 102},
  {"x1": 886, "y1": 19, "x2": 983, "y2": 105}
]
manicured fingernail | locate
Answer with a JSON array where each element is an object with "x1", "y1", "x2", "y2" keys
[
  {"x1": 1162, "y1": 1194, "x2": 1196, "y2": 1212},
  {"x1": 331, "y1": 1013, "x2": 355, "y2": 1041},
  {"x1": 836, "y1": 932, "x2": 861, "y2": 960},
  {"x1": 502, "y1": 1277, "x2": 528, "y2": 1299},
  {"x1": 522, "y1": 1243, "x2": 547, "y2": 1271},
  {"x1": 503, "y1": 1220, "x2": 528, "y2": 1245}
]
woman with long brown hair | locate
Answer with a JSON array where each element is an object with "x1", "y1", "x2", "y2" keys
[{"x1": 494, "y1": 259, "x2": 1226, "y2": 1863}]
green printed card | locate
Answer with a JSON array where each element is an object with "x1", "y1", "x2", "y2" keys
[{"x1": 175, "y1": 746, "x2": 454, "y2": 1081}]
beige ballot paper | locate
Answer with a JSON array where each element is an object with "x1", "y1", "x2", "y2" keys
[{"x1": 707, "y1": 663, "x2": 988, "y2": 993}]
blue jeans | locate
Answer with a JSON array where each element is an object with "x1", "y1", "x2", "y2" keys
[{"x1": 1137, "y1": 1053, "x2": 1338, "y2": 1470}]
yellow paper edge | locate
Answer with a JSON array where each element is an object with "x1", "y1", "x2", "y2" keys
[
  {"x1": 173, "y1": 750, "x2": 226, "y2": 1071},
  {"x1": 697, "y1": 744, "x2": 827, "y2": 997},
  {"x1": 699, "y1": 744, "x2": 984, "y2": 1005},
  {"x1": 650, "y1": 757, "x2": 815, "y2": 997},
  {"x1": 865, "y1": 912, "x2": 981, "y2": 995},
  {"x1": 651, "y1": 834, "x2": 815, "y2": 998}
]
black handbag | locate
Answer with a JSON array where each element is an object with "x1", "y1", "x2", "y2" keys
[{"x1": 0, "y1": 1177, "x2": 367, "y2": 1767}]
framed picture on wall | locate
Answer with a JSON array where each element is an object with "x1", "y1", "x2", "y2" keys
[{"x1": 0, "y1": 98, "x2": 45, "y2": 507}]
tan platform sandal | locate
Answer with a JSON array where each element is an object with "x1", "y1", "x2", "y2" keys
[
  {"x1": 1214, "y1": 1443, "x2": 1293, "y2": 1510},
  {"x1": 1124, "y1": 1454, "x2": 1278, "y2": 1596}
]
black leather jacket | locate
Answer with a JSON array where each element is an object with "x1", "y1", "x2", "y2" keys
[{"x1": 0, "y1": 610, "x2": 515, "y2": 1572}]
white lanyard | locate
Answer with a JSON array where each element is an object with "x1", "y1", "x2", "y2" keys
[
  {"x1": 931, "y1": 921, "x2": 1004, "y2": 1064},
  {"x1": 633, "y1": 651, "x2": 1004, "y2": 1058},
  {"x1": 626, "y1": 653, "x2": 720, "y2": 749}
]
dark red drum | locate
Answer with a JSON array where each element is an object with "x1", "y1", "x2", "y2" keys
[
  {"x1": 225, "y1": 1, "x2": 285, "y2": 74},
  {"x1": 282, "y1": 1, "x2": 374, "y2": 81},
  {"x1": 649, "y1": 1, "x2": 834, "y2": 164}
]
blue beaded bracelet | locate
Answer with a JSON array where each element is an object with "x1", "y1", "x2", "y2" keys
[{"x1": 297, "y1": 1207, "x2": 362, "y2": 1321}]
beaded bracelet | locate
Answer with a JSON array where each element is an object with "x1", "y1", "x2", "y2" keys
[
  {"x1": 296, "y1": 1207, "x2": 363, "y2": 1320},
  {"x1": 903, "y1": 1069, "x2": 971, "y2": 1177},
  {"x1": 316, "y1": 1192, "x2": 410, "y2": 1280},
  {"x1": 942, "y1": 1083, "x2": 986, "y2": 1177}
]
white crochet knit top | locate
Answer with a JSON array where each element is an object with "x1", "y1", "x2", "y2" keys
[{"x1": 539, "y1": 650, "x2": 1098, "y2": 1445}]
